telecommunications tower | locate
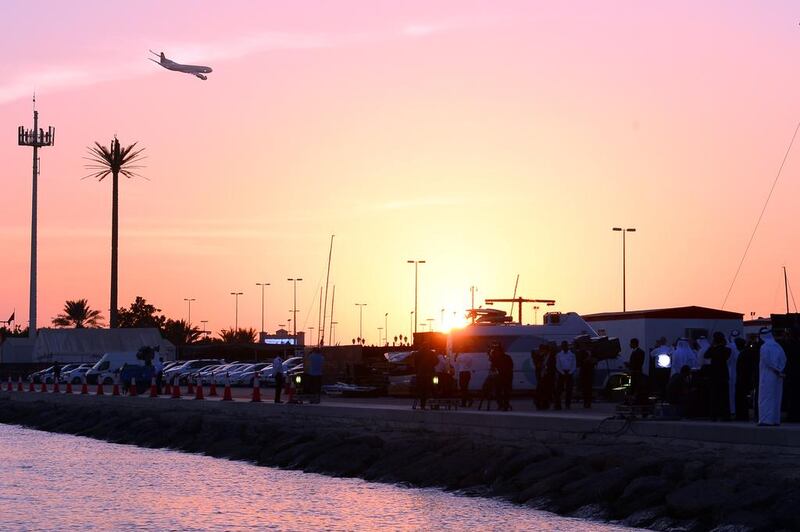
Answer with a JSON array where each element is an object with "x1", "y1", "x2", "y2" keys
[{"x1": 17, "y1": 97, "x2": 55, "y2": 338}]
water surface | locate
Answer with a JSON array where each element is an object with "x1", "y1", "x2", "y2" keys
[{"x1": 0, "y1": 424, "x2": 631, "y2": 531}]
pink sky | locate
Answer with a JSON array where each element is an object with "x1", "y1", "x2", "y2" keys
[{"x1": 2, "y1": 1, "x2": 800, "y2": 342}]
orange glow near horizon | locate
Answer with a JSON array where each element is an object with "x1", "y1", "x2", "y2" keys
[{"x1": 2, "y1": 2, "x2": 800, "y2": 343}]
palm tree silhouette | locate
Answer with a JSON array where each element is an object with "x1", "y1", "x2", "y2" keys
[
  {"x1": 52, "y1": 299, "x2": 104, "y2": 328},
  {"x1": 85, "y1": 138, "x2": 145, "y2": 328}
]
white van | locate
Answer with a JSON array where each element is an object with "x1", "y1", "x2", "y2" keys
[{"x1": 85, "y1": 352, "x2": 145, "y2": 385}]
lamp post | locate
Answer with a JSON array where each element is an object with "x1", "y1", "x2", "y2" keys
[
  {"x1": 409, "y1": 310, "x2": 414, "y2": 339},
  {"x1": 200, "y1": 320, "x2": 209, "y2": 337},
  {"x1": 355, "y1": 303, "x2": 367, "y2": 340},
  {"x1": 183, "y1": 297, "x2": 196, "y2": 325},
  {"x1": 470, "y1": 285, "x2": 478, "y2": 323},
  {"x1": 440, "y1": 308, "x2": 445, "y2": 330},
  {"x1": 230, "y1": 292, "x2": 243, "y2": 330},
  {"x1": 287, "y1": 278, "x2": 303, "y2": 345},
  {"x1": 612, "y1": 227, "x2": 636, "y2": 312},
  {"x1": 256, "y1": 282, "x2": 270, "y2": 337},
  {"x1": 407, "y1": 260, "x2": 426, "y2": 334},
  {"x1": 384, "y1": 313, "x2": 388, "y2": 344}
]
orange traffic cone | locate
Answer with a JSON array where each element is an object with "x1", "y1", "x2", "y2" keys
[
  {"x1": 6, "y1": 376, "x2": 12, "y2": 392},
  {"x1": 186, "y1": 378, "x2": 195, "y2": 395},
  {"x1": 129, "y1": 377, "x2": 138, "y2": 397},
  {"x1": 208, "y1": 380, "x2": 217, "y2": 397},
  {"x1": 112, "y1": 373, "x2": 120, "y2": 396},
  {"x1": 194, "y1": 376, "x2": 204, "y2": 400},
  {"x1": 52, "y1": 379, "x2": 60, "y2": 393},
  {"x1": 66, "y1": 381, "x2": 73, "y2": 394},
  {"x1": 222, "y1": 373, "x2": 233, "y2": 401},
  {"x1": 80, "y1": 376, "x2": 88, "y2": 395},
  {"x1": 40, "y1": 380, "x2": 48, "y2": 393},
  {"x1": 96, "y1": 379, "x2": 104, "y2": 395},
  {"x1": 171, "y1": 376, "x2": 181, "y2": 399},
  {"x1": 149, "y1": 375, "x2": 158, "y2": 397},
  {"x1": 251, "y1": 374, "x2": 261, "y2": 402},
  {"x1": 28, "y1": 379, "x2": 35, "y2": 392},
  {"x1": 17, "y1": 376, "x2": 24, "y2": 392},
  {"x1": 286, "y1": 376, "x2": 295, "y2": 403}
]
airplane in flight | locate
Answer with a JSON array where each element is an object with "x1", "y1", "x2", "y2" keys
[{"x1": 149, "y1": 50, "x2": 213, "y2": 80}]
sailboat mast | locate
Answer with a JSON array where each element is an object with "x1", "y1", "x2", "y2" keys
[
  {"x1": 784, "y1": 266, "x2": 790, "y2": 314},
  {"x1": 320, "y1": 234, "x2": 334, "y2": 346}
]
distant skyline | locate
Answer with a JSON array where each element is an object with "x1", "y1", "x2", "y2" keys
[{"x1": 2, "y1": 1, "x2": 800, "y2": 342}]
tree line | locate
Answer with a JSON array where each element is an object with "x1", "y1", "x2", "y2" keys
[{"x1": 45, "y1": 296, "x2": 257, "y2": 346}]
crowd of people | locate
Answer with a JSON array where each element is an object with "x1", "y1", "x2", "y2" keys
[{"x1": 628, "y1": 327, "x2": 798, "y2": 426}]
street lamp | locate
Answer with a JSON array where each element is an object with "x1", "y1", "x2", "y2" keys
[
  {"x1": 200, "y1": 320, "x2": 209, "y2": 336},
  {"x1": 287, "y1": 278, "x2": 303, "y2": 344},
  {"x1": 407, "y1": 259, "x2": 426, "y2": 334},
  {"x1": 384, "y1": 313, "x2": 388, "y2": 344},
  {"x1": 230, "y1": 292, "x2": 243, "y2": 330},
  {"x1": 409, "y1": 310, "x2": 414, "y2": 339},
  {"x1": 355, "y1": 303, "x2": 367, "y2": 340},
  {"x1": 612, "y1": 227, "x2": 636, "y2": 312},
  {"x1": 256, "y1": 282, "x2": 270, "y2": 337},
  {"x1": 183, "y1": 297, "x2": 196, "y2": 325}
]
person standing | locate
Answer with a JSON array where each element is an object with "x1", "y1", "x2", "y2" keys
[
  {"x1": 272, "y1": 354, "x2": 285, "y2": 404},
  {"x1": 555, "y1": 341, "x2": 576, "y2": 410},
  {"x1": 52, "y1": 361, "x2": 61, "y2": 385},
  {"x1": 454, "y1": 353, "x2": 473, "y2": 407},
  {"x1": 782, "y1": 328, "x2": 800, "y2": 423},
  {"x1": 627, "y1": 338, "x2": 645, "y2": 404},
  {"x1": 671, "y1": 339, "x2": 694, "y2": 377},
  {"x1": 734, "y1": 337, "x2": 756, "y2": 421},
  {"x1": 704, "y1": 332, "x2": 731, "y2": 421},
  {"x1": 154, "y1": 356, "x2": 164, "y2": 395},
  {"x1": 726, "y1": 331, "x2": 741, "y2": 417},
  {"x1": 578, "y1": 348, "x2": 597, "y2": 409},
  {"x1": 414, "y1": 343, "x2": 436, "y2": 409},
  {"x1": 495, "y1": 345, "x2": 514, "y2": 411},
  {"x1": 306, "y1": 348, "x2": 324, "y2": 404},
  {"x1": 758, "y1": 328, "x2": 786, "y2": 426}
]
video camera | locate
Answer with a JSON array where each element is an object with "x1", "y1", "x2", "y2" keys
[{"x1": 572, "y1": 334, "x2": 621, "y2": 361}]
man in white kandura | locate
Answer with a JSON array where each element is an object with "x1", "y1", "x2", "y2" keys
[
  {"x1": 671, "y1": 338, "x2": 695, "y2": 377},
  {"x1": 758, "y1": 328, "x2": 786, "y2": 426},
  {"x1": 727, "y1": 330, "x2": 741, "y2": 416}
]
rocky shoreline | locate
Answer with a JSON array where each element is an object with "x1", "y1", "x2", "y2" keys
[{"x1": 1, "y1": 397, "x2": 798, "y2": 531}]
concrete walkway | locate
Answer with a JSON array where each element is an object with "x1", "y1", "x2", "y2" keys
[{"x1": 2, "y1": 388, "x2": 799, "y2": 449}]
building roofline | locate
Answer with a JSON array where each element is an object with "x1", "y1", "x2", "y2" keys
[{"x1": 583, "y1": 305, "x2": 743, "y2": 322}]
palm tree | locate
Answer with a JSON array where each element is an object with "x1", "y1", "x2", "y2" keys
[
  {"x1": 52, "y1": 299, "x2": 104, "y2": 328},
  {"x1": 84, "y1": 138, "x2": 145, "y2": 328},
  {"x1": 218, "y1": 327, "x2": 258, "y2": 344},
  {"x1": 162, "y1": 319, "x2": 202, "y2": 346}
]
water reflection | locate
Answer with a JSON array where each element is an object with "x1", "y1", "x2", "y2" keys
[{"x1": 0, "y1": 424, "x2": 630, "y2": 531}]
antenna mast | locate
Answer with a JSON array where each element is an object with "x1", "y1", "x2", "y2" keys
[{"x1": 18, "y1": 98, "x2": 55, "y2": 338}]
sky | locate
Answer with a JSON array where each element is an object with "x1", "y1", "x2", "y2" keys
[{"x1": 2, "y1": 1, "x2": 800, "y2": 344}]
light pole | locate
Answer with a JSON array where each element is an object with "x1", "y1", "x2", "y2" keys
[
  {"x1": 287, "y1": 278, "x2": 303, "y2": 344},
  {"x1": 612, "y1": 227, "x2": 636, "y2": 312},
  {"x1": 200, "y1": 320, "x2": 209, "y2": 337},
  {"x1": 384, "y1": 313, "x2": 388, "y2": 344},
  {"x1": 355, "y1": 303, "x2": 367, "y2": 340},
  {"x1": 256, "y1": 282, "x2": 270, "y2": 337},
  {"x1": 470, "y1": 285, "x2": 478, "y2": 323},
  {"x1": 183, "y1": 298, "x2": 196, "y2": 325},
  {"x1": 230, "y1": 292, "x2": 243, "y2": 330},
  {"x1": 409, "y1": 310, "x2": 414, "y2": 339},
  {"x1": 407, "y1": 259, "x2": 426, "y2": 335},
  {"x1": 440, "y1": 308, "x2": 445, "y2": 330}
]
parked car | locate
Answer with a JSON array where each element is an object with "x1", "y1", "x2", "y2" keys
[
  {"x1": 232, "y1": 363, "x2": 271, "y2": 386},
  {"x1": 86, "y1": 352, "x2": 146, "y2": 385},
  {"x1": 164, "y1": 359, "x2": 224, "y2": 384},
  {"x1": 27, "y1": 366, "x2": 53, "y2": 384},
  {"x1": 61, "y1": 364, "x2": 92, "y2": 384},
  {"x1": 211, "y1": 363, "x2": 248, "y2": 385}
]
